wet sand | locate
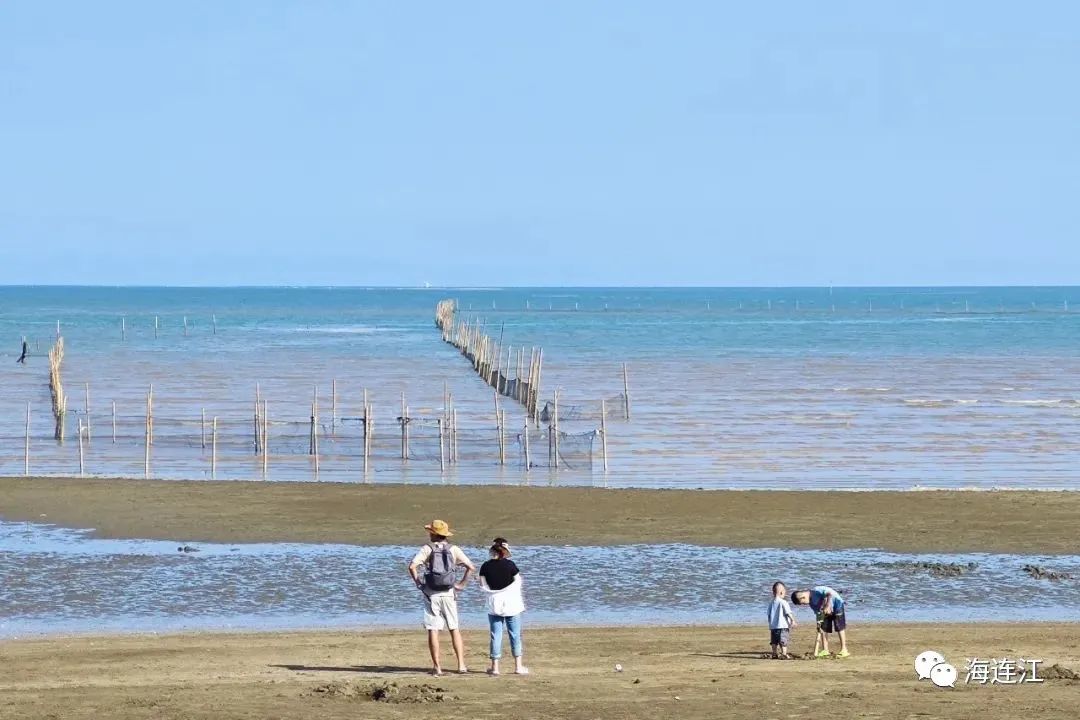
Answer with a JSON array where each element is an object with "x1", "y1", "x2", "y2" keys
[
  {"x1": 1, "y1": 477, "x2": 1078, "y2": 553},
  {"x1": 1, "y1": 625, "x2": 1076, "y2": 719}
]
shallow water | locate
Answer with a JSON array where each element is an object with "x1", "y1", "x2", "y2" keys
[
  {"x1": 2, "y1": 521, "x2": 1078, "y2": 636},
  {"x1": 2, "y1": 286, "x2": 1080, "y2": 488}
]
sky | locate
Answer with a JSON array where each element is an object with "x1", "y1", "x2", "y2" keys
[{"x1": 1, "y1": 2, "x2": 1077, "y2": 287}]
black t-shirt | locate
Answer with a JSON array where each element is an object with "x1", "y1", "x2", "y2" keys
[{"x1": 479, "y1": 558, "x2": 519, "y2": 591}]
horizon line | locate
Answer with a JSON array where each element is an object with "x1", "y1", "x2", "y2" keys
[{"x1": 1, "y1": 283, "x2": 1078, "y2": 291}]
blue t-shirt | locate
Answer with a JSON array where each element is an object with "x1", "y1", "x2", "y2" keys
[{"x1": 809, "y1": 586, "x2": 844, "y2": 614}]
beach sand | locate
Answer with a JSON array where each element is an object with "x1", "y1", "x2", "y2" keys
[
  {"x1": 1, "y1": 625, "x2": 1077, "y2": 719},
  {"x1": 1, "y1": 476, "x2": 1078, "y2": 553}
]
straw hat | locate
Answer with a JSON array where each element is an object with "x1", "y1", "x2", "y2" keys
[{"x1": 424, "y1": 519, "x2": 453, "y2": 537}]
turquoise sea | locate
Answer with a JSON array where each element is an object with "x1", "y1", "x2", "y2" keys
[{"x1": 2, "y1": 286, "x2": 1079, "y2": 489}]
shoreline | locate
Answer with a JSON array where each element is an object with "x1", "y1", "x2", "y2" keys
[
  {"x1": 2, "y1": 476, "x2": 1079, "y2": 553},
  {"x1": 2, "y1": 624, "x2": 1076, "y2": 719},
  {"x1": 6, "y1": 618, "x2": 1079, "y2": 643}
]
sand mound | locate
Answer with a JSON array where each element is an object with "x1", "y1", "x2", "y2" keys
[
  {"x1": 1040, "y1": 664, "x2": 1080, "y2": 681},
  {"x1": 309, "y1": 681, "x2": 455, "y2": 703}
]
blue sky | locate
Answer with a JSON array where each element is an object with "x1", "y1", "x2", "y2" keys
[{"x1": 1, "y1": 2, "x2": 1076, "y2": 286}]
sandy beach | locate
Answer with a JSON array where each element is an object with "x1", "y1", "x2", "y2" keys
[
  {"x1": 1, "y1": 625, "x2": 1077, "y2": 719},
  {"x1": 1, "y1": 476, "x2": 1078, "y2": 553}
]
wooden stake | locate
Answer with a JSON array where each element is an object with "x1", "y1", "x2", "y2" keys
[
  {"x1": 212, "y1": 314, "x2": 217, "y2": 335},
  {"x1": 600, "y1": 398, "x2": 609, "y2": 473},
  {"x1": 154, "y1": 315, "x2": 159, "y2": 339},
  {"x1": 147, "y1": 385, "x2": 154, "y2": 445},
  {"x1": 201, "y1": 408, "x2": 206, "y2": 450},
  {"x1": 211, "y1": 417, "x2": 218, "y2": 479},
  {"x1": 111, "y1": 401, "x2": 116, "y2": 444},
  {"x1": 24, "y1": 402, "x2": 30, "y2": 476}
]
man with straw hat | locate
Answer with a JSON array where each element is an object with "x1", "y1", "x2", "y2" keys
[{"x1": 408, "y1": 519, "x2": 476, "y2": 675}]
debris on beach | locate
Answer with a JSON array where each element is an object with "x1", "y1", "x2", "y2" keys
[
  {"x1": 1021, "y1": 565, "x2": 1073, "y2": 581},
  {"x1": 1040, "y1": 664, "x2": 1080, "y2": 681},
  {"x1": 309, "y1": 681, "x2": 454, "y2": 703},
  {"x1": 874, "y1": 561, "x2": 978, "y2": 578}
]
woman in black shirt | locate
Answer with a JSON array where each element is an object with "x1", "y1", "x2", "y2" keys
[{"x1": 478, "y1": 537, "x2": 528, "y2": 675}]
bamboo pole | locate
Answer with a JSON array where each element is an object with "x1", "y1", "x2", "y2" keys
[
  {"x1": 211, "y1": 417, "x2": 218, "y2": 479},
  {"x1": 600, "y1": 398, "x2": 609, "y2": 473},
  {"x1": 111, "y1": 401, "x2": 116, "y2": 444},
  {"x1": 313, "y1": 396, "x2": 320, "y2": 476},
  {"x1": 552, "y1": 390, "x2": 560, "y2": 470},
  {"x1": 499, "y1": 409, "x2": 507, "y2": 466},
  {"x1": 84, "y1": 382, "x2": 90, "y2": 443},
  {"x1": 494, "y1": 395, "x2": 501, "y2": 468},
  {"x1": 201, "y1": 408, "x2": 206, "y2": 449},
  {"x1": 254, "y1": 383, "x2": 262, "y2": 454},
  {"x1": 78, "y1": 419, "x2": 85, "y2": 476},
  {"x1": 262, "y1": 399, "x2": 269, "y2": 478},
  {"x1": 622, "y1": 362, "x2": 631, "y2": 420},
  {"x1": 533, "y1": 349, "x2": 544, "y2": 426},
  {"x1": 24, "y1": 402, "x2": 30, "y2": 476},
  {"x1": 212, "y1": 314, "x2": 217, "y2": 335},
  {"x1": 522, "y1": 422, "x2": 530, "y2": 471},
  {"x1": 451, "y1": 408, "x2": 458, "y2": 463},
  {"x1": 363, "y1": 391, "x2": 370, "y2": 475},
  {"x1": 154, "y1": 316, "x2": 159, "y2": 339},
  {"x1": 400, "y1": 392, "x2": 407, "y2": 461},
  {"x1": 143, "y1": 391, "x2": 151, "y2": 478},
  {"x1": 516, "y1": 347, "x2": 524, "y2": 401},
  {"x1": 438, "y1": 418, "x2": 445, "y2": 472},
  {"x1": 148, "y1": 384, "x2": 154, "y2": 445},
  {"x1": 331, "y1": 379, "x2": 338, "y2": 436}
]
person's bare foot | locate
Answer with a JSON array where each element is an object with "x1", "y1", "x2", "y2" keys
[{"x1": 432, "y1": 667, "x2": 444, "y2": 676}]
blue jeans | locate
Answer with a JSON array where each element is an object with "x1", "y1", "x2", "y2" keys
[{"x1": 488, "y1": 613, "x2": 523, "y2": 659}]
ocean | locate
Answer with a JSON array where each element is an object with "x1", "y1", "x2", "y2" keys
[{"x1": 2, "y1": 286, "x2": 1078, "y2": 489}]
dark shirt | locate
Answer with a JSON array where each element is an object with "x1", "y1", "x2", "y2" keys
[{"x1": 479, "y1": 558, "x2": 519, "y2": 591}]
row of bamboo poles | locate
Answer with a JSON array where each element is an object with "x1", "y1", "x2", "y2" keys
[
  {"x1": 16, "y1": 380, "x2": 606, "y2": 478},
  {"x1": 435, "y1": 299, "x2": 544, "y2": 421}
]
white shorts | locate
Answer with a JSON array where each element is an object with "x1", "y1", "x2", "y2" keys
[{"x1": 423, "y1": 593, "x2": 460, "y2": 631}]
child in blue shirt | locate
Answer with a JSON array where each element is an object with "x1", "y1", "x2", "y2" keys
[
  {"x1": 791, "y1": 586, "x2": 849, "y2": 658},
  {"x1": 766, "y1": 581, "x2": 797, "y2": 658}
]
